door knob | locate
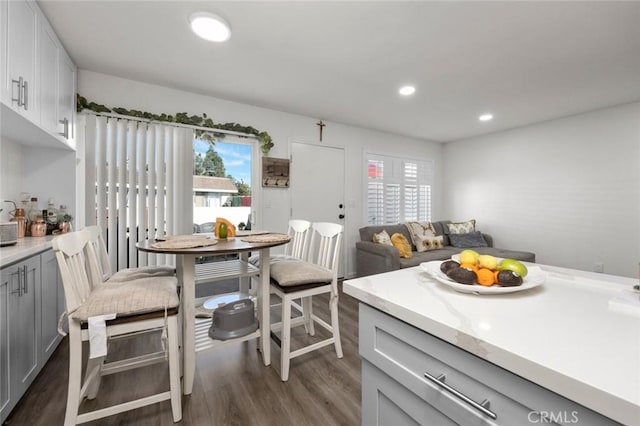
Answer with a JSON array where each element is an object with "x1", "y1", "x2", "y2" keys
[
  {"x1": 338, "y1": 214, "x2": 345, "y2": 219},
  {"x1": 339, "y1": 204, "x2": 344, "y2": 209}
]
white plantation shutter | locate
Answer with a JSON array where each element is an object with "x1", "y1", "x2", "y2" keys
[
  {"x1": 83, "y1": 114, "x2": 193, "y2": 270},
  {"x1": 366, "y1": 153, "x2": 433, "y2": 225}
]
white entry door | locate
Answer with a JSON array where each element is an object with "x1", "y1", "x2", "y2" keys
[{"x1": 290, "y1": 142, "x2": 346, "y2": 276}]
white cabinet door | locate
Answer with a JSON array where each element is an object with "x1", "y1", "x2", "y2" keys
[
  {"x1": 4, "y1": 0, "x2": 39, "y2": 122},
  {"x1": 0, "y1": 276, "x2": 9, "y2": 424},
  {"x1": 38, "y1": 20, "x2": 59, "y2": 136},
  {"x1": 57, "y1": 49, "x2": 76, "y2": 142},
  {"x1": 40, "y1": 250, "x2": 63, "y2": 362}
]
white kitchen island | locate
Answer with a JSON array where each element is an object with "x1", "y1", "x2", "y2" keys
[{"x1": 343, "y1": 263, "x2": 640, "y2": 425}]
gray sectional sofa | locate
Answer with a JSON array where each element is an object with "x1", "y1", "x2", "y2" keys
[{"x1": 356, "y1": 221, "x2": 535, "y2": 277}]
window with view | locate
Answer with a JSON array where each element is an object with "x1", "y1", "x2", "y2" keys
[
  {"x1": 193, "y1": 135, "x2": 254, "y2": 232},
  {"x1": 366, "y1": 153, "x2": 433, "y2": 225}
]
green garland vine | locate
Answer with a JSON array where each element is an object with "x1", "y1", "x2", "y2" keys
[{"x1": 76, "y1": 94, "x2": 274, "y2": 154}]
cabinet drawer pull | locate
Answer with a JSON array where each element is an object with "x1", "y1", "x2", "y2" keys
[{"x1": 424, "y1": 371, "x2": 497, "y2": 420}]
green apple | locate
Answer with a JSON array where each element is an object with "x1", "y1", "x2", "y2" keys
[{"x1": 498, "y1": 259, "x2": 528, "y2": 278}]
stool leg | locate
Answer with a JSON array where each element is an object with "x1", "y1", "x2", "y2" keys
[
  {"x1": 302, "y1": 296, "x2": 315, "y2": 336},
  {"x1": 168, "y1": 316, "x2": 183, "y2": 422},
  {"x1": 330, "y1": 293, "x2": 343, "y2": 358},
  {"x1": 280, "y1": 295, "x2": 292, "y2": 382},
  {"x1": 64, "y1": 323, "x2": 82, "y2": 426}
]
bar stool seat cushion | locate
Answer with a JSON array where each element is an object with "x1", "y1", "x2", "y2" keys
[
  {"x1": 72, "y1": 276, "x2": 179, "y2": 321},
  {"x1": 108, "y1": 265, "x2": 176, "y2": 282},
  {"x1": 270, "y1": 260, "x2": 332, "y2": 287}
]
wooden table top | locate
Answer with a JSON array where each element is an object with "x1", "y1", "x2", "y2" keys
[{"x1": 136, "y1": 235, "x2": 289, "y2": 255}]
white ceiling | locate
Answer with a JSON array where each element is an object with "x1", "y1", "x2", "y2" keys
[{"x1": 39, "y1": 1, "x2": 640, "y2": 142}]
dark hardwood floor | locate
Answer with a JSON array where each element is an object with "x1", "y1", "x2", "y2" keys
[{"x1": 4, "y1": 284, "x2": 361, "y2": 426}]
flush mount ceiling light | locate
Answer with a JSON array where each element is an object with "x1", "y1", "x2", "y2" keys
[
  {"x1": 399, "y1": 85, "x2": 416, "y2": 96},
  {"x1": 478, "y1": 113, "x2": 494, "y2": 122},
  {"x1": 190, "y1": 12, "x2": 231, "y2": 42}
]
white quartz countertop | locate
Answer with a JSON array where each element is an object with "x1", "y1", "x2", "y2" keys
[
  {"x1": 0, "y1": 236, "x2": 54, "y2": 267},
  {"x1": 343, "y1": 263, "x2": 640, "y2": 425}
]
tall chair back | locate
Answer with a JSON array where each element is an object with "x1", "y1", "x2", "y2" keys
[
  {"x1": 52, "y1": 229, "x2": 95, "y2": 314},
  {"x1": 285, "y1": 219, "x2": 312, "y2": 259},
  {"x1": 307, "y1": 222, "x2": 342, "y2": 277}
]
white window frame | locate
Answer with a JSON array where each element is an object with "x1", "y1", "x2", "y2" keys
[{"x1": 364, "y1": 152, "x2": 434, "y2": 225}]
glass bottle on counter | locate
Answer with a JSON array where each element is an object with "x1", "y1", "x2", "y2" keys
[
  {"x1": 46, "y1": 198, "x2": 58, "y2": 229},
  {"x1": 58, "y1": 204, "x2": 68, "y2": 222},
  {"x1": 26, "y1": 197, "x2": 40, "y2": 236}
]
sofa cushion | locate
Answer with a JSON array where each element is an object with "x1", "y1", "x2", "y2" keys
[
  {"x1": 372, "y1": 230, "x2": 393, "y2": 245},
  {"x1": 390, "y1": 233, "x2": 412, "y2": 258},
  {"x1": 447, "y1": 219, "x2": 476, "y2": 234},
  {"x1": 398, "y1": 247, "x2": 461, "y2": 268},
  {"x1": 449, "y1": 231, "x2": 488, "y2": 248},
  {"x1": 360, "y1": 224, "x2": 415, "y2": 250},
  {"x1": 414, "y1": 234, "x2": 444, "y2": 252},
  {"x1": 405, "y1": 221, "x2": 436, "y2": 252}
]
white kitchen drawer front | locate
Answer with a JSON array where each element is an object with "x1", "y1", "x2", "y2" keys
[{"x1": 359, "y1": 304, "x2": 618, "y2": 426}]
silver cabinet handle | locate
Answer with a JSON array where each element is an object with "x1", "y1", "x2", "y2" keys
[
  {"x1": 10, "y1": 270, "x2": 22, "y2": 295},
  {"x1": 424, "y1": 372, "x2": 497, "y2": 420},
  {"x1": 10, "y1": 77, "x2": 28, "y2": 109},
  {"x1": 22, "y1": 265, "x2": 28, "y2": 294},
  {"x1": 23, "y1": 80, "x2": 28, "y2": 110},
  {"x1": 59, "y1": 117, "x2": 69, "y2": 138},
  {"x1": 11, "y1": 77, "x2": 24, "y2": 107}
]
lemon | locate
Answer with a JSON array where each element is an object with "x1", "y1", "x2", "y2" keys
[
  {"x1": 459, "y1": 249, "x2": 479, "y2": 265},
  {"x1": 478, "y1": 254, "x2": 498, "y2": 270}
]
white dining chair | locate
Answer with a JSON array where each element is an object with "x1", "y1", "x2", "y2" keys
[
  {"x1": 269, "y1": 222, "x2": 343, "y2": 381},
  {"x1": 84, "y1": 225, "x2": 175, "y2": 285},
  {"x1": 53, "y1": 230, "x2": 182, "y2": 425}
]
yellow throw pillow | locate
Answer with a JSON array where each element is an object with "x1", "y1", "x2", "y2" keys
[{"x1": 390, "y1": 233, "x2": 413, "y2": 258}]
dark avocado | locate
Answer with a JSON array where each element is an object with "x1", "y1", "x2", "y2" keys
[
  {"x1": 446, "y1": 267, "x2": 477, "y2": 285},
  {"x1": 497, "y1": 270, "x2": 523, "y2": 287},
  {"x1": 440, "y1": 260, "x2": 460, "y2": 274}
]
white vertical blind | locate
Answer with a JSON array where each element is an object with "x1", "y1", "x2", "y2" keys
[{"x1": 84, "y1": 116, "x2": 194, "y2": 270}]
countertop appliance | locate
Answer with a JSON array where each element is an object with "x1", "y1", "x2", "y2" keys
[{"x1": 0, "y1": 222, "x2": 18, "y2": 246}]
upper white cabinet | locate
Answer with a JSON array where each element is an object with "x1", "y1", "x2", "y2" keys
[
  {"x1": 38, "y1": 17, "x2": 76, "y2": 143},
  {"x1": 57, "y1": 49, "x2": 76, "y2": 142},
  {"x1": 2, "y1": 0, "x2": 39, "y2": 123},
  {"x1": 1, "y1": 0, "x2": 76, "y2": 150}
]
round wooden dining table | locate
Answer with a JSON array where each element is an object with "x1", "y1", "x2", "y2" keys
[{"x1": 137, "y1": 233, "x2": 290, "y2": 395}]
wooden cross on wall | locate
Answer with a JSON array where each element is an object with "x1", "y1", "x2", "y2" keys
[{"x1": 316, "y1": 120, "x2": 326, "y2": 142}]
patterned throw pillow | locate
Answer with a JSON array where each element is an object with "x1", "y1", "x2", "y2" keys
[
  {"x1": 404, "y1": 221, "x2": 436, "y2": 252},
  {"x1": 372, "y1": 230, "x2": 393, "y2": 246},
  {"x1": 449, "y1": 231, "x2": 488, "y2": 248},
  {"x1": 415, "y1": 235, "x2": 444, "y2": 251},
  {"x1": 390, "y1": 233, "x2": 413, "y2": 258},
  {"x1": 447, "y1": 219, "x2": 476, "y2": 234}
]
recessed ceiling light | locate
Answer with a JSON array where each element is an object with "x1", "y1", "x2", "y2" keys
[
  {"x1": 479, "y1": 113, "x2": 493, "y2": 122},
  {"x1": 190, "y1": 12, "x2": 231, "y2": 42},
  {"x1": 399, "y1": 86, "x2": 416, "y2": 96}
]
